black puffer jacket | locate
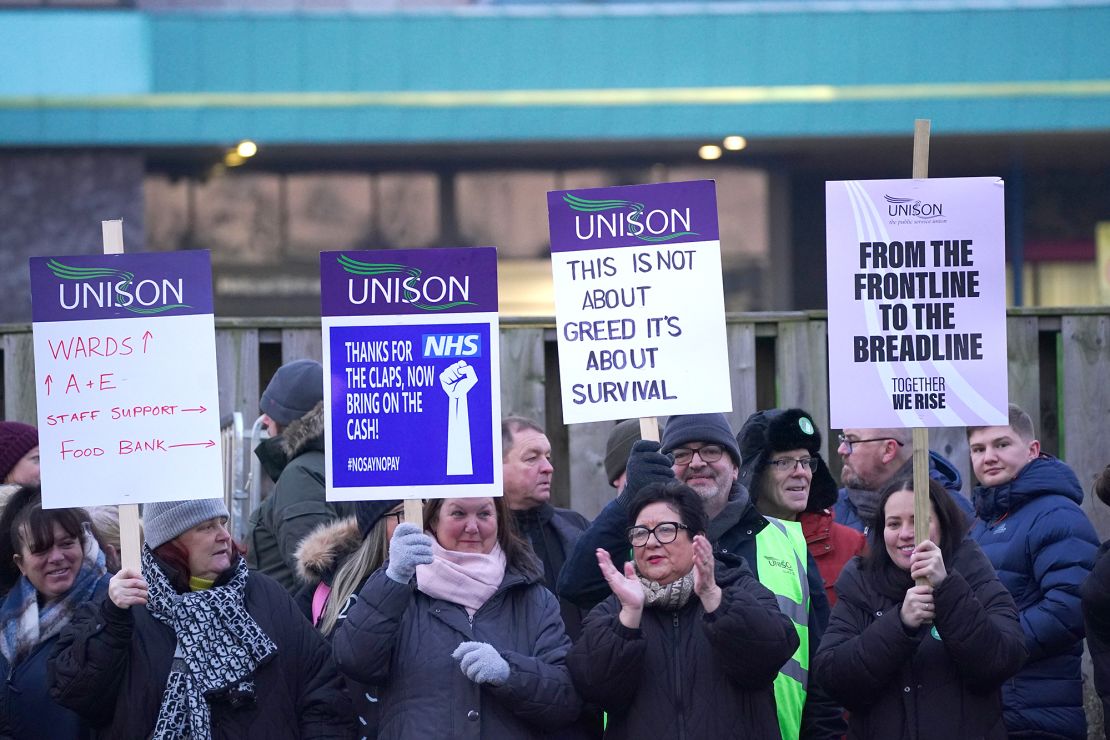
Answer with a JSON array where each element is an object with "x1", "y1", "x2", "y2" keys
[
  {"x1": 48, "y1": 560, "x2": 353, "y2": 739},
  {"x1": 567, "y1": 555, "x2": 797, "y2": 739},
  {"x1": 1081, "y1": 540, "x2": 1110, "y2": 740},
  {"x1": 332, "y1": 560, "x2": 584, "y2": 739},
  {"x1": 813, "y1": 539, "x2": 1027, "y2": 740}
]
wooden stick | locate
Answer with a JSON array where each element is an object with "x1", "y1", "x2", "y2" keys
[
  {"x1": 911, "y1": 120, "x2": 932, "y2": 585},
  {"x1": 639, "y1": 417, "x2": 660, "y2": 443},
  {"x1": 101, "y1": 220, "x2": 143, "y2": 573},
  {"x1": 404, "y1": 499, "x2": 424, "y2": 530}
]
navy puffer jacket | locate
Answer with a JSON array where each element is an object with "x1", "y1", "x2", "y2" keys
[{"x1": 970, "y1": 455, "x2": 1099, "y2": 739}]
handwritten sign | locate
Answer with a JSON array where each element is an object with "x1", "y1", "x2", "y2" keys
[
  {"x1": 321, "y1": 248, "x2": 502, "y2": 501},
  {"x1": 825, "y1": 177, "x2": 1008, "y2": 428},
  {"x1": 30, "y1": 251, "x2": 222, "y2": 508},
  {"x1": 547, "y1": 180, "x2": 731, "y2": 424}
]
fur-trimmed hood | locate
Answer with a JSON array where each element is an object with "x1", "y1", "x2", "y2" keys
[
  {"x1": 294, "y1": 515, "x2": 361, "y2": 586},
  {"x1": 282, "y1": 400, "x2": 325, "y2": 459}
]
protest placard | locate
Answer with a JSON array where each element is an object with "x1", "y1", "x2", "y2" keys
[
  {"x1": 547, "y1": 180, "x2": 731, "y2": 425},
  {"x1": 30, "y1": 249, "x2": 222, "y2": 509},
  {"x1": 321, "y1": 247, "x2": 502, "y2": 501},
  {"x1": 826, "y1": 176, "x2": 1009, "y2": 428}
]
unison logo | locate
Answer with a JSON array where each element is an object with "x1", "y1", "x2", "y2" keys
[
  {"x1": 885, "y1": 194, "x2": 944, "y2": 220},
  {"x1": 338, "y1": 254, "x2": 475, "y2": 311},
  {"x1": 47, "y1": 260, "x2": 189, "y2": 314},
  {"x1": 564, "y1": 194, "x2": 697, "y2": 243}
]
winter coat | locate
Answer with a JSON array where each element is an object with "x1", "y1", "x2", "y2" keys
[
  {"x1": 801, "y1": 509, "x2": 866, "y2": 607},
  {"x1": 247, "y1": 402, "x2": 358, "y2": 592},
  {"x1": 295, "y1": 515, "x2": 382, "y2": 739},
  {"x1": 1081, "y1": 541, "x2": 1110, "y2": 740},
  {"x1": 48, "y1": 561, "x2": 353, "y2": 739},
  {"x1": 834, "y1": 451, "x2": 974, "y2": 534},
  {"x1": 567, "y1": 555, "x2": 797, "y2": 739},
  {"x1": 814, "y1": 539, "x2": 1027, "y2": 740},
  {"x1": 0, "y1": 577, "x2": 109, "y2": 740},
  {"x1": 332, "y1": 559, "x2": 584, "y2": 739},
  {"x1": 512, "y1": 503, "x2": 591, "y2": 640},
  {"x1": 557, "y1": 484, "x2": 846, "y2": 739},
  {"x1": 970, "y1": 455, "x2": 1099, "y2": 739}
]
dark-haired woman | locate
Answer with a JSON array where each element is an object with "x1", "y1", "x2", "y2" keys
[
  {"x1": 0, "y1": 486, "x2": 107, "y2": 739},
  {"x1": 813, "y1": 478, "x2": 1027, "y2": 739},
  {"x1": 50, "y1": 498, "x2": 353, "y2": 738},
  {"x1": 567, "y1": 480, "x2": 798, "y2": 739},
  {"x1": 332, "y1": 496, "x2": 583, "y2": 738}
]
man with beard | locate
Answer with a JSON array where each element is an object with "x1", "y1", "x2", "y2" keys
[
  {"x1": 834, "y1": 427, "x2": 973, "y2": 534},
  {"x1": 558, "y1": 413, "x2": 844, "y2": 740}
]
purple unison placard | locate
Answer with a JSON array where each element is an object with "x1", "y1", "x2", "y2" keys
[
  {"x1": 320, "y1": 248, "x2": 502, "y2": 501},
  {"x1": 321, "y1": 247, "x2": 497, "y2": 317},
  {"x1": 30, "y1": 251, "x2": 214, "y2": 322},
  {"x1": 825, "y1": 177, "x2": 1008, "y2": 428},
  {"x1": 547, "y1": 180, "x2": 719, "y2": 252}
]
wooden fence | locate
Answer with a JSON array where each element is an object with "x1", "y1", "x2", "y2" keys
[{"x1": 2, "y1": 308, "x2": 1108, "y2": 531}]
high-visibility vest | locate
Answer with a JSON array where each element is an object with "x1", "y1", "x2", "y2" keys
[{"x1": 755, "y1": 517, "x2": 811, "y2": 740}]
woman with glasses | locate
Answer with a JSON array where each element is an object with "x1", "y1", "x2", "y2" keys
[
  {"x1": 294, "y1": 499, "x2": 403, "y2": 740},
  {"x1": 737, "y1": 408, "x2": 865, "y2": 606},
  {"x1": 813, "y1": 477, "x2": 1026, "y2": 739},
  {"x1": 567, "y1": 480, "x2": 798, "y2": 739},
  {"x1": 332, "y1": 496, "x2": 583, "y2": 738}
]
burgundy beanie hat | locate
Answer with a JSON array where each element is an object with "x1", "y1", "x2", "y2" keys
[{"x1": 0, "y1": 422, "x2": 38, "y2": 482}]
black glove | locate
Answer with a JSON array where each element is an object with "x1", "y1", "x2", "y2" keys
[{"x1": 618, "y1": 439, "x2": 675, "y2": 505}]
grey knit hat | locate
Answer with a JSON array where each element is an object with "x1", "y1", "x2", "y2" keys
[
  {"x1": 604, "y1": 420, "x2": 643, "y2": 485},
  {"x1": 660, "y1": 413, "x2": 742, "y2": 467},
  {"x1": 260, "y1": 359, "x2": 324, "y2": 426},
  {"x1": 142, "y1": 498, "x2": 229, "y2": 549}
]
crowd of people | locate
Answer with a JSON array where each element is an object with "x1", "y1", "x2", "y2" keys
[{"x1": 0, "y1": 359, "x2": 1109, "y2": 739}]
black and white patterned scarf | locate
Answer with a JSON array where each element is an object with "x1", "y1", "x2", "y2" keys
[
  {"x1": 142, "y1": 547, "x2": 277, "y2": 740},
  {"x1": 638, "y1": 571, "x2": 695, "y2": 611}
]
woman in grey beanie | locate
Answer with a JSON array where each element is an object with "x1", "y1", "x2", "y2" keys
[{"x1": 50, "y1": 498, "x2": 354, "y2": 739}]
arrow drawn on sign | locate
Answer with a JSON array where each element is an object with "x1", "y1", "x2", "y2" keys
[
  {"x1": 142, "y1": 331, "x2": 153, "y2": 353},
  {"x1": 167, "y1": 440, "x2": 216, "y2": 450},
  {"x1": 44, "y1": 375, "x2": 53, "y2": 395},
  {"x1": 181, "y1": 405, "x2": 208, "y2": 414}
]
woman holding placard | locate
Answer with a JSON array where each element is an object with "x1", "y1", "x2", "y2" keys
[
  {"x1": 813, "y1": 478, "x2": 1027, "y2": 739},
  {"x1": 0, "y1": 486, "x2": 108, "y2": 739},
  {"x1": 50, "y1": 498, "x2": 353, "y2": 738},
  {"x1": 332, "y1": 496, "x2": 583, "y2": 738}
]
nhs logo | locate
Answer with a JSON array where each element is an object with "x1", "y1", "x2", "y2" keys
[{"x1": 422, "y1": 333, "x2": 482, "y2": 358}]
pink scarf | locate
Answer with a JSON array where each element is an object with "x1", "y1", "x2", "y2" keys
[{"x1": 416, "y1": 541, "x2": 507, "y2": 617}]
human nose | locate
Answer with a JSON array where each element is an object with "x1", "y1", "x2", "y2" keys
[
  {"x1": 463, "y1": 517, "x2": 479, "y2": 532},
  {"x1": 540, "y1": 457, "x2": 553, "y2": 474}
]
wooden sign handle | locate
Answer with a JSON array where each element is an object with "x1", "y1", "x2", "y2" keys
[
  {"x1": 910, "y1": 120, "x2": 933, "y2": 587},
  {"x1": 639, "y1": 417, "x2": 660, "y2": 443},
  {"x1": 404, "y1": 499, "x2": 424, "y2": 531},
  {"x1": 101, "y1": 220, "x2": 143, "y2": 574}
]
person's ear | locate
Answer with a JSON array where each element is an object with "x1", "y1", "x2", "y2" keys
[
  {"x1": 12, "y1": 552, "x2": 27, "y2": 577},
  {"x1": 1028, "y1": 439, "x2": 1041, "y2": 459}
]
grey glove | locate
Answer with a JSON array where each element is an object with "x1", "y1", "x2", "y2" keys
[
  {"x1": 452, "y1": 641, "x2": 510, "y2": 686},
  {"x1": 619, "y1": 439, "x2": 675, "y2": 505},
  {"x1": 385, "y1": 522, "x2": 434, "y2": 584}
]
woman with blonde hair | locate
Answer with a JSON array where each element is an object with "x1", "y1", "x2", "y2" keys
[{"x1": 295, "y1": 500, "x2": 403, "y2": 739}]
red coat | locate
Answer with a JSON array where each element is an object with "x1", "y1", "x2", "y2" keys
[{"x1": 801, "y1": 509, "x2": 866, "y2": 607}]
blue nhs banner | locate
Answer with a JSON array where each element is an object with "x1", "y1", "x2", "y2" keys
[{"x1": 422, "y1": 332, "x2": 483, "y2": 359}]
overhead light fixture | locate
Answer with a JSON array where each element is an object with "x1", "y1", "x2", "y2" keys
[
  {"x1": 698, "y1": 145, "x2": 723, "y2": 161},
  {"x1": 224, "y1": 151, "x2": 245, "y2": 167},
  {"x1": 236, "y1": 140, "x2": 258, "y2": 158},
  {"x1": 723, "y1": 135, "x2": 748, "y2": 151}
]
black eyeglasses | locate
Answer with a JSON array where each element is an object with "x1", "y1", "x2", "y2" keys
[
  {"x1": 837, "y1": 434, "x2": 905, "y2": 455},
  {"x1": 627, "y1": 521, "x2": 689, "y2": 547},
  {"x1": 671, "y1": 445, "x2": 724, "y2": 466},
  {"x1": 768, "y1": 456, "x2": 819, "y2": 472},
  {"x1": 384, "y1": 510, "x2": 405, "y2": 525}
]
